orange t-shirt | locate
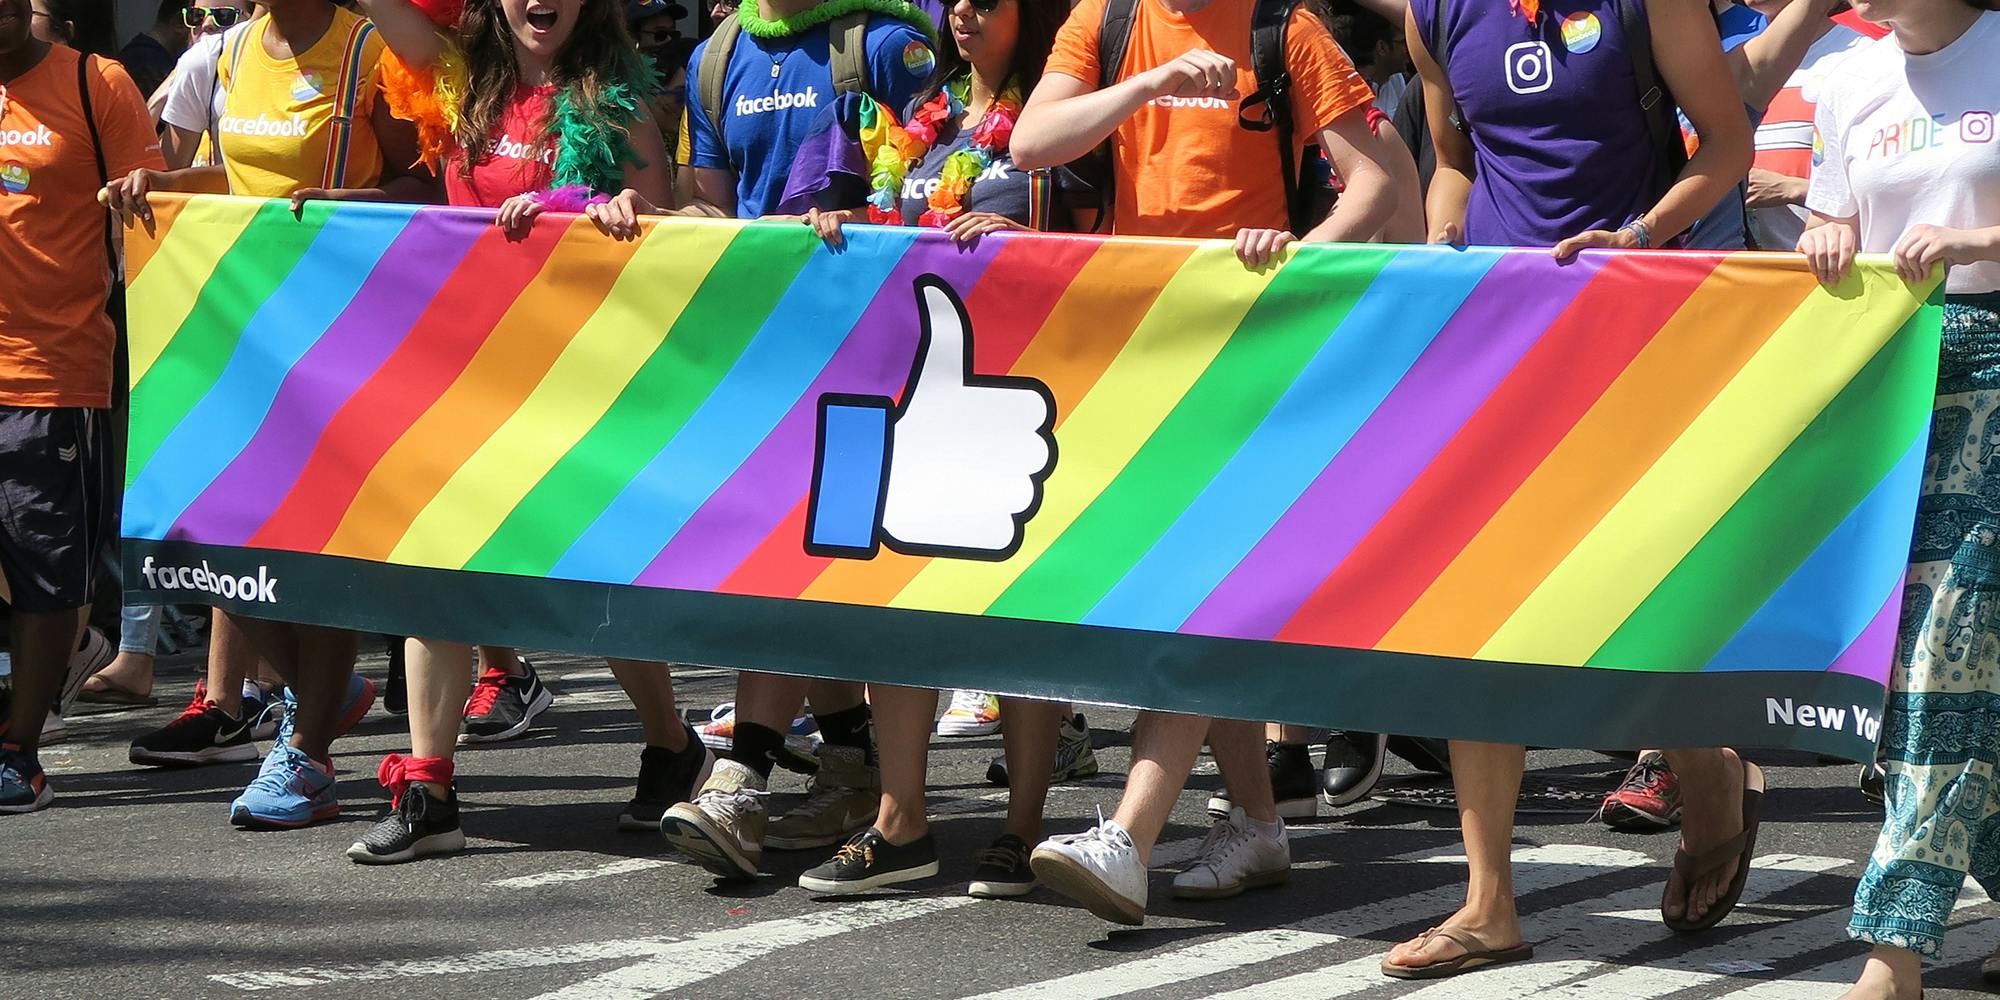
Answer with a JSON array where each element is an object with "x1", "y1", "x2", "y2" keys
[
  {"x1": 0, "y1": 45, "x2": 165, "y2": 409},
  {"x1": 1044, "y1": 0, "x2": 1372, "y2": 238}
]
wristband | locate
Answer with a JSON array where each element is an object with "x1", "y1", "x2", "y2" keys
[{"x1": 1622, "y1": 218, "x2": 1653, "y2": 249}]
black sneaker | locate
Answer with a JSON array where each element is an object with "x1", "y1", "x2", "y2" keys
[
  {"x1": 347, "y1": 783, "x2": 466, "y2": 865},
  {"x1": 618, "y1": 730, "x2": 716, "y2": 831},
  {"x1": 459, "y1": 659, "x2": 554, "y2": 744},
  {"x1": 1320, "y1": 731, "x2": 1388, "y2": 807},
  {"x1": 1388, "y1": 735, "x2": 1452, "y2": 774},
  {"x1": 797, "y1": 828, "x2": 940, "y2": 894},
  {"x1": 129, "y1": 693, "x2": 261, "y2": 767},
  {"x1": 1207, "y1": 741, "x2": 1318, "y2": 820},
  {"x1": 968, "y1": 834, "x2": 1035, "y2": 898}
]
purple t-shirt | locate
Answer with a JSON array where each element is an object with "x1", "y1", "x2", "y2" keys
[{"x1": 1409, "y1": 0, "x2": 1659, "y2": 246}]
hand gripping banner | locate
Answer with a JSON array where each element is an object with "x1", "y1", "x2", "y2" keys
[{"x1": 119, "y1": 194, "x2": 1945, "y2": 761}]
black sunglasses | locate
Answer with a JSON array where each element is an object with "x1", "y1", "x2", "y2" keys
[
  {"x1": 183, "y1": 5, "x2": 244, "y2": 27},
  {"x1": 967, "y1": 0, "x2": 1004, "y2": 12}
]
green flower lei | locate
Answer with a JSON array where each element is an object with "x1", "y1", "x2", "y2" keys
[{"x1": 734, "y1": 0, "x2": 937, "y2": 44}]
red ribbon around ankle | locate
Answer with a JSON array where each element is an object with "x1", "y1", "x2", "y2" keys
[{"x1": 377, "y1": 754, "x2": 454, "y2": 806}]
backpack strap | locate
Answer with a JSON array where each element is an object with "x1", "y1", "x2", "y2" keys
[
  {"x1": 698, "y1": 13, "x2": 744, "y2": 149},
  {"x1": 1236, "y1": 0, "x2": 1307, "y2": 235},
  {"x1": 1096, "y1": 0, "x2": 1139, "y2": 91},
  {"x1": 1088, "y1": 0, "x2": 1140, "y2": 232},
  {"x1": 1617, "y1": 0, "x2": 1685, "y2": 204},
  {"x1": 320, "y1": 18, "x2": 377, "y2": 190},
  {"x1": 74, "y1": 53, "x2": 118, "y2": 282},
  {"x1": 829, "y1": 11, "x2": 869, "y2": 97}
]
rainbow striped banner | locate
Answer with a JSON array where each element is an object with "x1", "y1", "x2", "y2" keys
[{"x1": 122, "y1": 194, "x2": 1944, "y2": 760}]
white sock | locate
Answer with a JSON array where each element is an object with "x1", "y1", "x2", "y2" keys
[{"x1": 1247, "y1": 815, "x2": 1285, "y2": 841}]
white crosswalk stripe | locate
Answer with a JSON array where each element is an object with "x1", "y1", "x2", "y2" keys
[
  {"x1": 1196, "y1": 854, "x2": 1846, "y2": 1000},
  {"x1": 210, "y1": 840, "x2": 1969, "y2": 1000},
  {"x1": 965, "y1": 844, "x2": 1652, "y2": 1000}
]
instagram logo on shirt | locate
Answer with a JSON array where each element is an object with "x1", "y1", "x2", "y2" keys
[
  {"x1": 1504, "y1": 42, "x2": 1554, "y2": 95},
  {"x1": 1962, "y1": 111, "x2": 1995, "y2": 144}
]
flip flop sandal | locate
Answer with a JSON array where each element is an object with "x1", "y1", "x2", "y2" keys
[
  {"x1": 1380, "y1": 925, "x2": 1535, "y2": 980},
  {"x1": 77, "y1": 678, "x2": 158, "y2": 707},
  {"x1": 1661, "y1": 759, "x2": 1766, "y2": 933}
]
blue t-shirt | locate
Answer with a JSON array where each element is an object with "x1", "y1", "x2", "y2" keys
[{"x1": 687, "y1": 18, "x2": 935, "y2": 218}]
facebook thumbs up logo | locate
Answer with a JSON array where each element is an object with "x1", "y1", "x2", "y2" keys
[{"x1": 807, "y1": 276, "x2": 1057, "y2": 561}]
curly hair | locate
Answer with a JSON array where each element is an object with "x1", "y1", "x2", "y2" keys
[{"x1": 453, "y1": 0, "x2": 652, "y2": 176}]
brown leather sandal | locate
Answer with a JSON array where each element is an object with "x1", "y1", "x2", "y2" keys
[
  {"x1": 1380, "y1": 925, "x2": 1535, "y2": 980},
  {"x1": 1662, "y1": 759, "x2": 1766, "y2": 933}
]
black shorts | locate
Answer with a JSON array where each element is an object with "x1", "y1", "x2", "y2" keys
[{"x1": 0, "y1": 406, "x2": 110, "y2": 612}]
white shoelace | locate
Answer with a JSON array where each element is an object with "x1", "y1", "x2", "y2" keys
[
  {"x1": 948, "y1": 690, "x2": 993, "y2": 716},
  {"x1": 1065, "y1": 807, "x2": 1135, "y2": 864},
  {"x1": 1192, "y1": 816, "x2": 1252, "y2": 871}
]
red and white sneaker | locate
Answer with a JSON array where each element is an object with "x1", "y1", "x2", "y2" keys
[{"x1": 1597, "y1": 752, "x2": 1682, "y2": 831}]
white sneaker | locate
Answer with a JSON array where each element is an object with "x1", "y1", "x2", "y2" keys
[
  {"x1": 1171, "y1": 805, "x2": 1290, "y2": 900},
  {"x1": 937, "y1": 690, "x2": 1001, "y2": 737},
  {"x1": 1029, "y1": 811, "x2": 1148, "y2": 925},
  {"x1": 40, "y1": 711, "x2": 66, "y2": 746}
]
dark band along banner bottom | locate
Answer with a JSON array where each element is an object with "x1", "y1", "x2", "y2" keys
[{"x1": 118, "y1": 194, "x2": 1946, "y2": 761}]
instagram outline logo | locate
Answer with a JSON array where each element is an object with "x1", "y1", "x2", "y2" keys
[
  {"x1": 1505, "y1": 41, "x2": 1555, "y2": 95},
  {"x1": 1962, "y1": 111, "x2": 1995, "y2": 144}
]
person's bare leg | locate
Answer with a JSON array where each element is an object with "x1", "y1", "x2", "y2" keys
[
  {"x1": 1661, "y1": 746, "x2": 1746, "y2": 924},
  {"x1": 869, "y1": 684, "x2": 937, "y2": 844},
  {"x1": 999, "y1": 697, "x2": 1061, "y2": 842},
  {"x1": 610, "y1": 658, "x2": 687, "y2": 751},
  {"x1": 1837, "y1": 944, "x2": 1924, "y2": 1000},
  {"x1": 733, "y1": 671, "x2": 815, "y2": 733},
  {"x1": 5, "y1": 608, "x2": 79, "y2": 754},
  {"x1": 1274, "y1": 723, "x2": 1311, "y2": 743},
  {"x1": 1211, "y1": 718, "x2": 1279, "y2": 823},
  {"x1": 478, "y1": 646, "x2": 523, "y2": 678},
  {"x1": 407, "y1": 638, "x2": 473, "y2": 799},
  {"x1": 1109, "y1": 711, "x2": 1212, "y2": 863},
  {"x1": 236, "y1": 622, "x2": 356, "y2": 763},
  {"x1": 205, "y1": 610, "x2": 266, "y2": 717},
  {"x1": 1386, "y1": 741, "x2": 1526, "y2": 969}
]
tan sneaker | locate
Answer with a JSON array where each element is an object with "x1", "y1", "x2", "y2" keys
[
  {"x1": 660, "y1": 759, "x2": 767, "y2": 880},
  {"x1": 766, "y1": 745, "x2": 881, "y2": 850}
]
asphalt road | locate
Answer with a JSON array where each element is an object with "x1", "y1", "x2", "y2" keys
[{"x1": 4, "y1": 652, "x2": 1994, "y2": 1000}]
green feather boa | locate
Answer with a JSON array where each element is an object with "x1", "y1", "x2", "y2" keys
[
  {"x1": 734, "y1": 0, "x2": 937, "y2": 44},
  {"x1": 546, "y1": 54, "x2": 661, "y2": 195}
]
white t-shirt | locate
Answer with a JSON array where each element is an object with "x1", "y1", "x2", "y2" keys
[
  {"x1": 1806, "y1": 11, "x2": 2000, "y2": 294},
  {"x1": 1747, "y1": 24, "x2": 1869, "y2": 251},
  {"x1": 159, "y1": 28, "x2": 243, "y2": 166}
]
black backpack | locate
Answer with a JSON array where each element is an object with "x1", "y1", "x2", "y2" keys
[
  {"x1": 1423, "y1": 0, "x2": 1687, "y2": 205},
  {"x1": 1095, "y1": 0, "x2": 1322, "y2": 234}
]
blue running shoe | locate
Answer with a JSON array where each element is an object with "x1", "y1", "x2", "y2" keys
[
  {"x1": 231, "y1": 743, "x2": 338, "y2": 829},
  {"x1": 0, "y1": 747, "x2": 52, "y2": 814}
]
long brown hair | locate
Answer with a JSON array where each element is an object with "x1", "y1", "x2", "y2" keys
[
  {"x1": 912, "y1": 0, "x2": 1069, "y2": 112},
  {"x1": 454, "y1": 0, "x2": 652, "y2": 173}
]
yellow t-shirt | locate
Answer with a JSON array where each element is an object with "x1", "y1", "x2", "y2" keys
[{"x1": 217, "y1": 7, "x2": 386, "y2": 197}]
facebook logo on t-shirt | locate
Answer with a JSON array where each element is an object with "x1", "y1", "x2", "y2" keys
[{"x1": 687, "y1": 18, "x2": 933, "y2": 218}]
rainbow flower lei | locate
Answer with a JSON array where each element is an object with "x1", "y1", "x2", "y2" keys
[{"x1": 858, "y1": 77, "x2": 1021, "y2": 228}]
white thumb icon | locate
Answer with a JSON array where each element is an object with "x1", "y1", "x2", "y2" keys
[{"x1": 806, "y1": 276, "x2": 1058, "y2": 561}]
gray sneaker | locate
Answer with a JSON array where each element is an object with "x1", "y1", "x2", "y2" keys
[
  {"x1": 766, "y1": 744, "x2": 880, "y2": 850},
  {"x1": 660, "y1": 760, "x2": 768, "y2": 880},
  {"x1": 986, "y1": 712, "x2": 1099, "y2": 787}
]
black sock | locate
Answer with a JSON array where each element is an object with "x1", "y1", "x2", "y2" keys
[
  {"x1": 730, "y1": 722, "x2": 782, "y2": 780},
  {"x1": 815, "y1": 703, "x2": 877, "y2": 767}
]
